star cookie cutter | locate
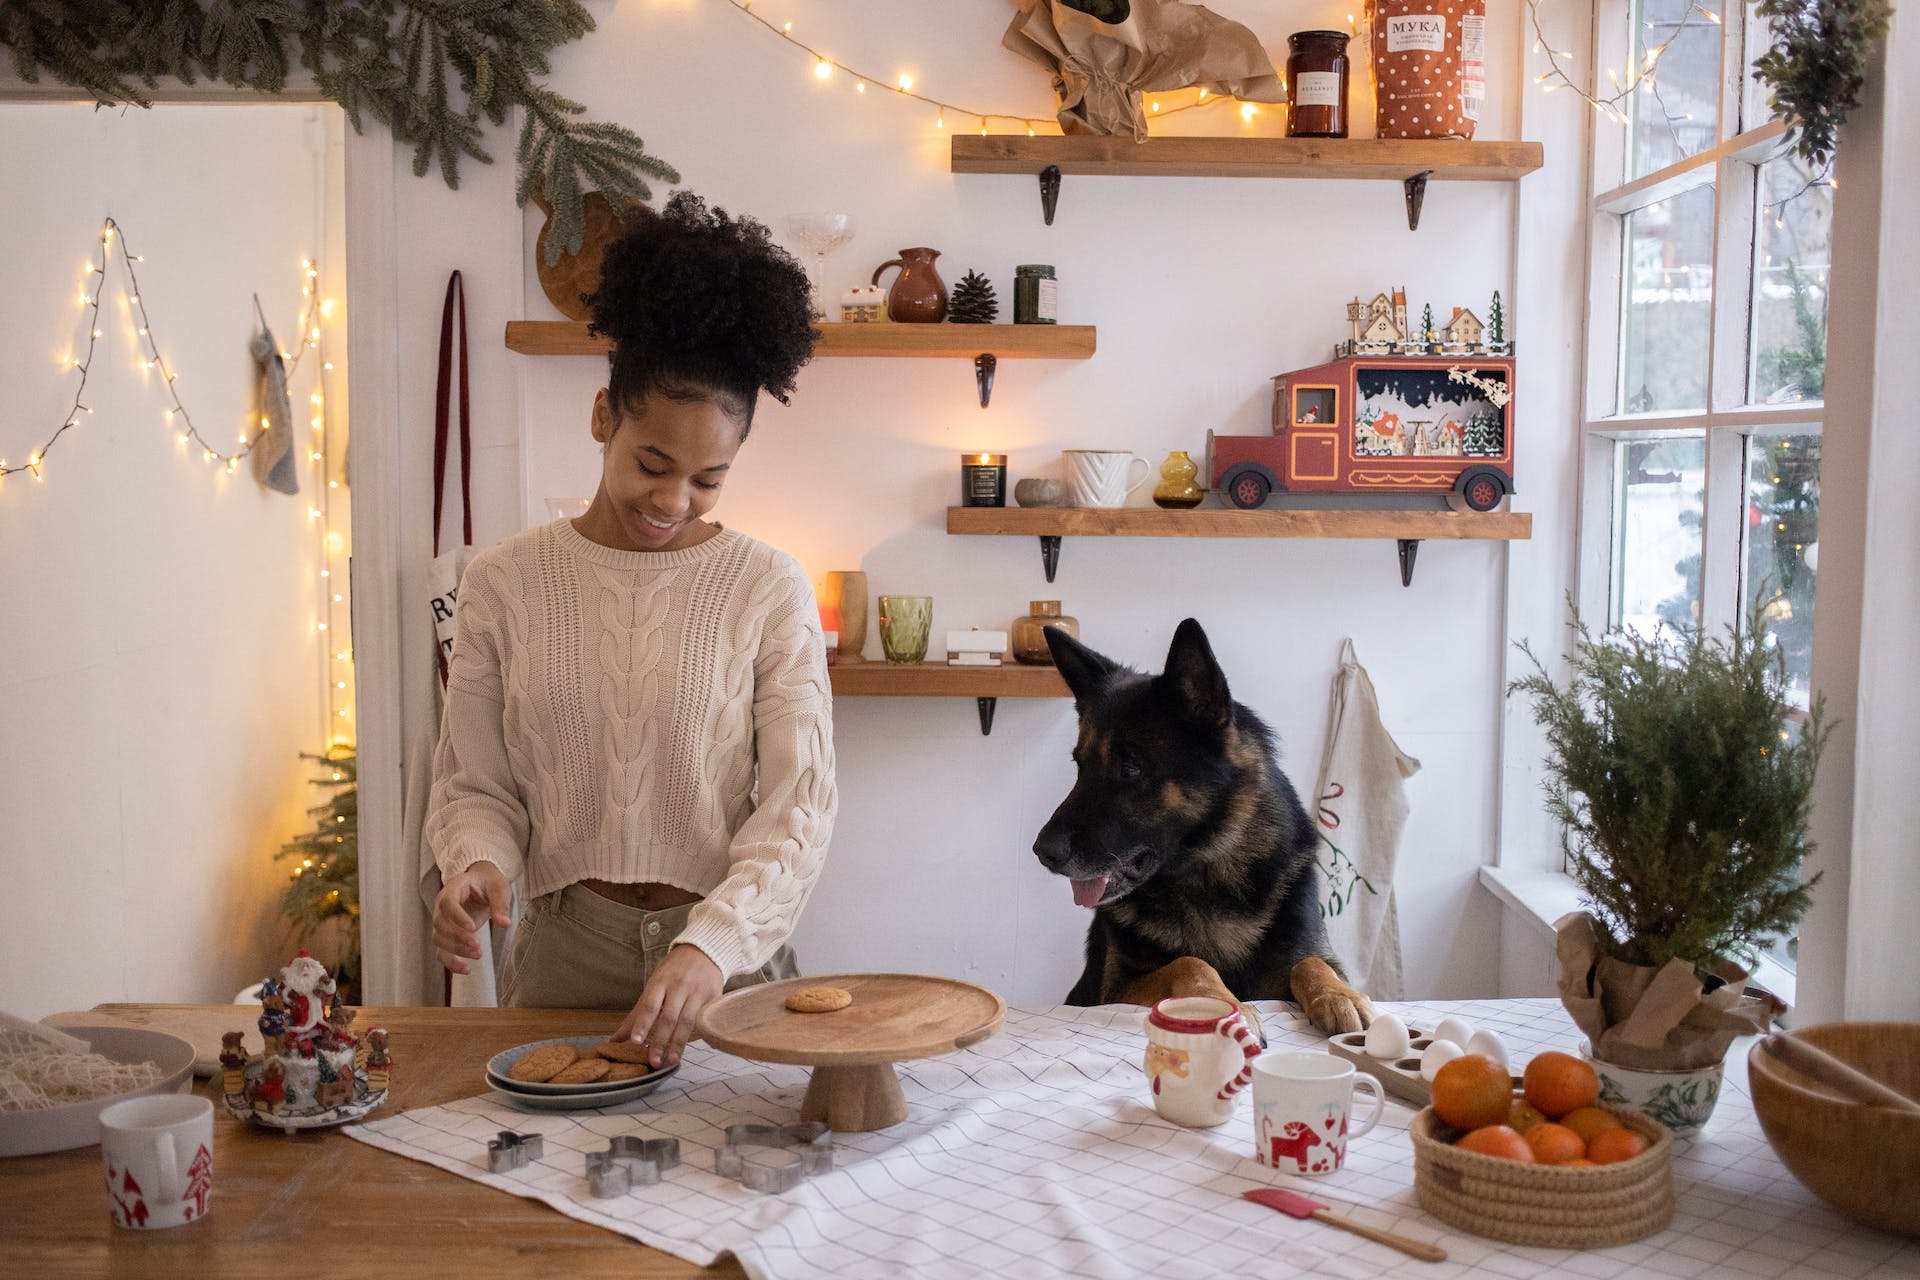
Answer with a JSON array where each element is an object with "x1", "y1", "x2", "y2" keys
[
  {"x1": 585, "y1": 1135, "x2": 682, "y2": 1198},
  {"x1": 486, "y1": 1129, "x2": 545, "y2": 1174},
  {"x1": 715, "y1": 1122, "x2": 834, "y2": 1193}
]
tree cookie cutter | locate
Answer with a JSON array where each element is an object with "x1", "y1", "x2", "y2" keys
[
  {"x1": 715, "y1": 1122, "x2": 835, "y2": 1193},
  {"x1": 585, "y1": 1135, "x2": 682, "y2": 1197},
  {"x1": 487, "y1": 1129, "x2": 545, "y2": 1174}
]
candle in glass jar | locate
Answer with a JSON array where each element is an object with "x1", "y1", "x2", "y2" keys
[
  {"x1": 1286, "y1": 31, "x2": 1351, "y2": 138},
  {"x1": 961, "y1": 452, "x2": 1008, "y2": 507}
]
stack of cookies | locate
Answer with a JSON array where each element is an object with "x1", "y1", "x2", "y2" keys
[{"x1": 509, "y1": 1041, "x2": 658, "y2": 1085}]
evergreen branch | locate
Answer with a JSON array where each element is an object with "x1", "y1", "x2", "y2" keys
[{"x1": 1752, "y1": 0, "x2": 1893, "y2": 170}]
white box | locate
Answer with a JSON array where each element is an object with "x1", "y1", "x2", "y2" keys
[{"x1": 946, "y1": 629, "x2": 1009, "y2": 653}]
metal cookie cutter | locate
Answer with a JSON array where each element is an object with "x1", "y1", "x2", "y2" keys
[
  {"x1": 585, "y1": 1135, "x2": 681, "y2": 1198},
  {"x1": 486, "y1": 1129, "x2": 545, "y2": 1174},
  {"x1": 715, "y1": 1122, "x2": 834, "y2": 1193}
]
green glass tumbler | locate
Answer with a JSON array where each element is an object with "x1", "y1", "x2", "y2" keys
[{"x1": 877, "y1": 594, "x2": 933, "y2": 665}]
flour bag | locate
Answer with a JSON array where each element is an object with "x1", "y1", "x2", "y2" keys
[{"x1": 1368, "y1": 0, "x2": 1485, "y2": 139}]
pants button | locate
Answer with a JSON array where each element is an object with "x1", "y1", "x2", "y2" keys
[{"x1": 646, "y1": 921, "x2": 660, "y2": 935}]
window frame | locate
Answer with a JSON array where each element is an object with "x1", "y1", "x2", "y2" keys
[{"x1": 1574, "y1": 0, "x2": 1824, "y2": 644}]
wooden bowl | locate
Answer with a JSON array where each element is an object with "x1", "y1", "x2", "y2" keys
[
  {"x1": 1410, "y1": 1106, "x2": 1674, "y2": 1248},
  {"x1": 1748, "y1": 1022, "x2": 1920, "y2": 1237}
]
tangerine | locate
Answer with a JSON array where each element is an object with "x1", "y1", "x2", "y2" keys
[
  {"x1": 1432, "y1": 1054, "x2": 1516, "y2": 1131},
  {"x1": 1559, "y1": 1105, "x2": 1623, "y2": 1146},
  {"x1": 1455, "y1": 1124, "x2": 1535, "y2": 1161},
  {"x1": 1522, "y1": 1122, "x2": 1588, "y2": 1165},
  {"x1": 1507, "y1": 1099, "x2": 1549, "y2": 1133},
  {"x1": 1586, "y1": 1128, "x2": 1650, "y2": 1165},
  {"x1": 1522, "y1": 1051, "x2": 1600, "y2": 1118}
]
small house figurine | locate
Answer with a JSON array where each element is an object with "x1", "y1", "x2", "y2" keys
[{"x1": 841, "y1": 285, "x2": 886, "y2": 323}]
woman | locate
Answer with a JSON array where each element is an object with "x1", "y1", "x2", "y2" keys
[{"x1": 428, "y1": 192, "x2": 833, "y2": 1070}]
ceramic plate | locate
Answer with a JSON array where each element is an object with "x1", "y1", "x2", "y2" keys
[
  {"x1": 489, "y1": 1068, "x2": 678, "y2": 1112},
  {"x1": 485, "y1": 1035, "x2": 669, "y2": 1095},
  {"x1": 0, "y1": 1026, "x2": 196, "y2": 1157}
]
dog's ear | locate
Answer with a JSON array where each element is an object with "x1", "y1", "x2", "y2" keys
[
  {"x1": 1046, "y1": 626, "x2": 1119, "y2": 703},
  {"x1": 1164, "y1": 618, "x2": 1231, "y2": 729}
]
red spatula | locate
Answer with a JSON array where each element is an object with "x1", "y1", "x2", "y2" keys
[{"x1": 1243, "y1": 1188, "x2": 1447, "y2": 1262}]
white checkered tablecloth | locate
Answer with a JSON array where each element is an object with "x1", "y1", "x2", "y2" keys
[{"x1": 346, "y1": 999, "x2": 1920, "y2": 1279}]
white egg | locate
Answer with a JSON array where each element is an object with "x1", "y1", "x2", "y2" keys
[
  {"x1": 1364, "y1": 1013, "x2": 1411, "y2": 1060},
  {"x1": 1466, "y1": 1028, "x2": 1508, "y2": 1066},
  {"x1": 1420, "y1": 1039, "x2": 1464, "y2": 1080},
  {"x1": 1431, "y1": 1015, "x2": 1474, "y2": 1048}
]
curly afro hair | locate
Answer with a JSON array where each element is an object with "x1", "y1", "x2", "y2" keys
[{"x1": 586, "y1": 190, "x2": 815, "y2": 436}]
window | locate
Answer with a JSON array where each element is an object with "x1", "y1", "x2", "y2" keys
[{"x1": 1578, "y1": 0, "x2": 1827, "y2": 976}]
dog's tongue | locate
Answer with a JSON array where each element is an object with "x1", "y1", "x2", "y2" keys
[{"x1": 1071, "y1": 875, "x2": 1109, "y2": 909}]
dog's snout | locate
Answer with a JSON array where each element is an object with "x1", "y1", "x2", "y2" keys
[{"x1": 1032, "y1": 827, "x2": 1073, "y2": 872}]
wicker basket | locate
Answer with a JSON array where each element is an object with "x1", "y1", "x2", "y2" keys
[{"x1": 1410, "y1": 1106, "x2": 1674, "y2": 1248}]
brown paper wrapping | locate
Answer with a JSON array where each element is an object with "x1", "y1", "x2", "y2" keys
[
  {"x1": 1554, "y1": 912, "x2": 1773, "y2": 1071},
  {"x1": 1003, "y1": 0, "x2": 1285, "y2": 140}
]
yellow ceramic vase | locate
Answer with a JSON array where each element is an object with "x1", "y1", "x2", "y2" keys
[{"x1": 1153, "y1": 450, "x2": 1205, "y2": 510}]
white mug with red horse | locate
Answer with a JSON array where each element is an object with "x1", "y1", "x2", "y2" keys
[
  {"x1": 1251, "y1": 1051, "x2": 1384, "y2": 1176},
  {"x1": 99, "y1": 1095, "x2": 214, "y2": 1229},
  {"x1": 1143, "y1": 996, "x2": 1261, "y2": 1128}
]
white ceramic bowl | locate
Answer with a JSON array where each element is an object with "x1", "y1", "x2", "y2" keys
[
  {"x1": 0, "y1": 1025, "x2": 196, "y2": 1156},
  {"x1": 1580, "y1": 1039, "x2": 1724, "y2": 1136}
]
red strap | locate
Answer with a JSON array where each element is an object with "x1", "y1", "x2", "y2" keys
[{"x1": 432, "y1": 271, "x2": 472, "y2": 557}]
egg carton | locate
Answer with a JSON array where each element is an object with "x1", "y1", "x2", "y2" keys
[{"x1": 1327, "y1": 1029, "x2": 1522, "y2": 1108}]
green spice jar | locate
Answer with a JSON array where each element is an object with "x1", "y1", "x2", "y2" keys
[{"x1": 1013, "y1": 264, "x2": 1058, "y2": 324}]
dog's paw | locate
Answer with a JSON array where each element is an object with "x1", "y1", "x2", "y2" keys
[{"x1": 1289, "y1": 957, "x2": 1375, "y2": 1036}]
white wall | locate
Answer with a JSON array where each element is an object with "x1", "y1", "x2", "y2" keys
[
  {"x1": 0, "y1": 105, "x2": 341, "y2": 1017},
  {"x1": 386, "y1": 0, "x2": 1530, "y2": 1003}
]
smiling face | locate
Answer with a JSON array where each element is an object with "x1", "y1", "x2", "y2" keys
[{"x1": 578, "y1": 385, "x2": 747, "y2": 552}]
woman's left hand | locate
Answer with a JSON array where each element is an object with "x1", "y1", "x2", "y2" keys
[{"x1": 615, "y1": 944, "x2": 725, "y2": 1069}]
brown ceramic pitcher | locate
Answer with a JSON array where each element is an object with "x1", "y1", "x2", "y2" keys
[{"x1": 872, "y1": 247, "x2": 948, "y2": 323}]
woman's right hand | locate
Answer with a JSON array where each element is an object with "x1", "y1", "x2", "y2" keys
[{"x1": 432, "y1": 861, "x2": 513, "y2": 975}]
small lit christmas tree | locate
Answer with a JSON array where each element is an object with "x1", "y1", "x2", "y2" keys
[
  {"x1": 1421, "y1": 303, "x2": 1436, "y2": 352},
  {"x1": 273, "y1": 746, "x2": 359, "y2": 1002}
]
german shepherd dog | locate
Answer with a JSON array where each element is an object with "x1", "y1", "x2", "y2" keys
[{"x1": 1033, "y1": 619, "x2": 1375, "y2": 1036}]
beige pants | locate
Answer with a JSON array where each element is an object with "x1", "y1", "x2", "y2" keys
[{"x1": 499, "y1": 882, "x2": 798, "y2": 1009}]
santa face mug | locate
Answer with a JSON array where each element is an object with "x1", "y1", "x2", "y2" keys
[
  {"x1": 1251, "y1": 1051, "x2": 1383, "y2": 1175},
  {"x1": 1144, "y1": 996, "x2": 1261, "y2": 1128},
  {"x1": 99, "y1": 1094, "x2": 214, "y2": 1228}
]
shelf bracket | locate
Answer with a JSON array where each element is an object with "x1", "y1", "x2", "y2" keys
[
  {"x1": 1039, "y1": 535, "x2": 1062, "y2": 583},
  {"x1": 1039, "y1": 164, "x2": 1062, "y2": 225},
  {"x1": 976, "y1": 696, "x2": 998, "y2": 735},
  {"x1": 975, "y1": 352, "x2": 997, "y2": 408},
  {"x1": 1397, "y1": 538, "x2": 1420, "y2": 587},
  {"x1": 1403, "y1": 170, "x2": 1434, "y2": 230}
]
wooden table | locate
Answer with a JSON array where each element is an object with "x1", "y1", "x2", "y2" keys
[{"x1": 0, "y1": 1006, "x2": 739, "y2": 1278}]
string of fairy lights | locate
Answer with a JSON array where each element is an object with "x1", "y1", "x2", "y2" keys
[
  {"x1": 1527, "y1": 0, "x2": 1719, "y2": 128},
  {"x1": 3, "y1": 215, "x2": 354, "y2": 748}
]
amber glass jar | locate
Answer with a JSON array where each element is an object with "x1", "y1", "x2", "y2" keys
[
  {"x1": 1011, "y1": 601, "x2": 1080, "y2": 666},
  {"x1": 1286, "y1": 31, "x2": 1351, "y2": 138}
]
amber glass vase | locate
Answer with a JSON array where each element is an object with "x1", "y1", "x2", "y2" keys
[
  {"x1": 1012, "y1": 601, "x2": 1080, "y2": 665},
  {"x1": 1153, "y1": 451, "x2": 1205, "y2": 509}
]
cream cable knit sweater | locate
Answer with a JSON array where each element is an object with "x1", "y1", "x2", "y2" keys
[{"x1": 427, "y1": 518, "x2": 836, "y2": 979}]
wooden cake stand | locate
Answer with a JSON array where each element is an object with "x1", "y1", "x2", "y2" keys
[{"x1": 696, "y1": 973, "x2": 1005, "y2": 1132}]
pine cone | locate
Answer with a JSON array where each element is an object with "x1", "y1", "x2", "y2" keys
[{"x1": 947, "y1": 270, "x2": 998, "y2": 324}]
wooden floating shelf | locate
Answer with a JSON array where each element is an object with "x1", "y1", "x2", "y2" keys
[
  {"x1": 505, "y1": 320, "x2": 1096, "y2": 360},
  {"x1": 828, "y1": 661, "x2": 1069, "y2": 736},
  {"x1": 947, "y1": 505, "x2": 1533, "y2": 587},
  {"x1": 950, "y1": 135, "x2": 1545, "y2": 182}
]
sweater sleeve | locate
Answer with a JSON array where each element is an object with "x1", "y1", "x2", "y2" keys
[
  {"x1": 425, "y1": 564, "x2": 531, "y2": 884},
  {"x1": 674, "y1": 563, "x2": 837, "y2": 978}
]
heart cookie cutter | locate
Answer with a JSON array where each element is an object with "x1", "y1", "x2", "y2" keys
[
  {"x1": 486, "y1": 1129, "x2": 545, "y2": 1174},
  {"x1": 585, "y1": 1135, "x2": 682, "y2": 1197},
  {"x1": 715, "y1": 1121, "x2": 834, "y2": 1193}
]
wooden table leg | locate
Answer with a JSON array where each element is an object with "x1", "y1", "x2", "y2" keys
[{"x1": 800, "y1": 1063, "x2": 907, "y2": 1132}]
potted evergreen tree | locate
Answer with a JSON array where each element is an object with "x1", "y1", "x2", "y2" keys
[{"x1": 1511, "y1": 603, "x2": 1827, "y2": 1134}]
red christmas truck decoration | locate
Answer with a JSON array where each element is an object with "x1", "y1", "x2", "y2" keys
[{"x1": 1209, "y1": 354, "x2": 1515, "y2": 511}]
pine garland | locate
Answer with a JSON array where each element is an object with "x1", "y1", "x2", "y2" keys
[
  {"x1": 1510, "y1": 603, "x2": 1828, "y2": 972},
  {"x1": 1752, "y1": 0, "x2": 1893, "y2": 171},
  {"x1": 0, "y1": 1, "x2": 678, "y2": 263}
]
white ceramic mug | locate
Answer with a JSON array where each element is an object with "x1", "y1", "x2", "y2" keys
[
  {"x1": 99, "y1": 1094, "x2": 214, "y2": 1229},
  {"x1": 1144, "y1": 996, "x2": 1261, "y2": 1128},
  {"x1": 1063, "y1": 450, "x2": 1152, "y2": 508},
  {"x1": 1251, "y1": 1051, "x2": 1383, "y2": 1176}
]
